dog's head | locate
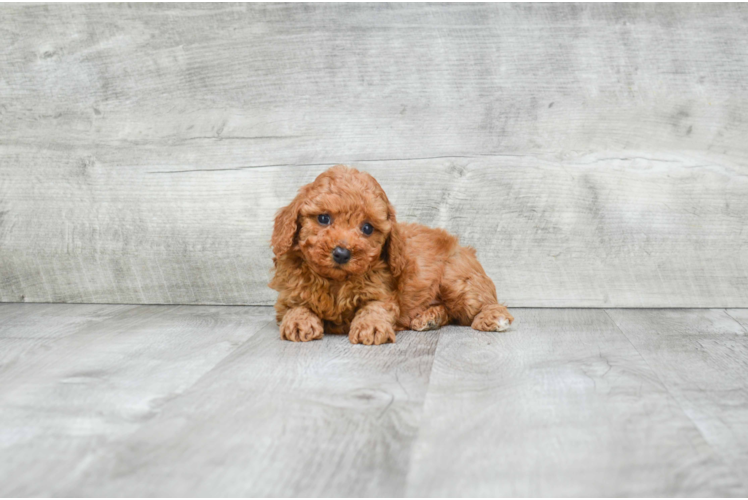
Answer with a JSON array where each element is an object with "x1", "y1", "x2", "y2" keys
[{"x1": 272, "y1": 165, "x2": 405, "y2": 281}]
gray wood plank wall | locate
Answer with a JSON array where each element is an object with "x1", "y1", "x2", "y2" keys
[{"x1": 1, "y1": 3, "x2": 747, "y2": 307}]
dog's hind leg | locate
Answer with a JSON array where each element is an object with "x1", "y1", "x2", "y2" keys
[
  {"x1": 439, "y1": 246, "x2": 514, "y2": 332},
  {"x1": 410, "y1": 304, "x2": 450, "y2": 331},
  {"x1": 470, "y1": 303, "x2": 513, "y2": 332}
]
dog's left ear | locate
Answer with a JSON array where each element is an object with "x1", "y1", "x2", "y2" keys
[
  {"x1": 271, "y1": 189, "x2": 306, "y2": 257},
  {"x1": 385, "y1": 204, "x2": 406, "y2": 278}
]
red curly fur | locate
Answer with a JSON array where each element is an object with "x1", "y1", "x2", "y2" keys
[{"x1": 269, "y1": 165, "x2": 513, "y2": 345}]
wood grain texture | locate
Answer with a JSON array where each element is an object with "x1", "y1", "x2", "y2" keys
[
  {"x1": 0, "y1": 303, "x2": 273, "y2": 497},
  {"x1": 606, "y1": 308, "x2": 748, "y2": 490},
  {"x1": 1, "y1": 3, "x2": 747, "y2": 307},
  {"x1": 0, "y1": 303, "x2": 134, "y2": 369},
  {"x1": 3, "y1": 305, "x2": 748, "y2": 496},
  {"x1": 406, "y1": 309, "x2": 745, "y2": 496},
  {"x1": 58, "y1": 324, "x2": 439, "y2": 496}
]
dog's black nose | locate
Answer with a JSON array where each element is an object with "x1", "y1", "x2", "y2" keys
[{"x1": 332, "y1": 246, "x2": 351, "y2": 265}]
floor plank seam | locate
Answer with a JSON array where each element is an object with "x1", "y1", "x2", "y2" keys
[
  {"x1": 160, "y1": 320, "x2": 278, "y2": 397},
  {"x1": 603, "y1": 309, "x2": 677, "y2": 394},
  {"x1": 402, "y1": 329, "x2": 443, "y2": 497},
  {"x1": 723, "y1": 309, "x2": 748, "y2": 334},
  {"x1": 603, "y1": 309, "x2": 702, "y2": 422},
  {"x1": 604, "y1": 308, "x2": 747, "y2": 493}
]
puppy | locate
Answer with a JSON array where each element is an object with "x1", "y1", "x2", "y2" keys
[{"x1": 269, "y1": 165, "x2": 513, "y2": 345}]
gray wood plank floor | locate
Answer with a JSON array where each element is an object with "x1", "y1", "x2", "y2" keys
[{"x1": 1, "y1": 304, "x2": 747, "y2": 497}]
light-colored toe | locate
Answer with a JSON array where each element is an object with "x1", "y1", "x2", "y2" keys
[{"x1": 495, "y1": 317, "x2": 510, "y2": 332}]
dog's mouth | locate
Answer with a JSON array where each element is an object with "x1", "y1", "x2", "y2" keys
[
  {"x1": 326, "y1": 256, "x2": 369, "y2": 279},
  {"x1": 332, "y1": 260, "x2": 354, "y2": 274},
  {"x1": 321, "y1": 267, "x2": 351, "y2": 281},
  {"x1": 304, "y1": 259, "x2": 354, "y2": 280}
]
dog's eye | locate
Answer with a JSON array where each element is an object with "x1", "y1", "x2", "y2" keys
[
  {"x1": 361, "y1": 223, "x2": 374, "y2": 235},
  {"x1": 317, "y1": 214, "x2": 331, "y2": 225}
]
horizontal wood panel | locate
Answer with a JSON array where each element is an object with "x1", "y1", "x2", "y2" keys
[
  {"x1": 1, "y1": 154, "x2": 746, "y2": 307},
  {"x1": 1, "y1": 3, "x2": 747, "y2": 306}
]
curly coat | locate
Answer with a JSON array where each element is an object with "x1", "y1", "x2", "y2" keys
[{"x1": 269, "y1": 165, "x2": 513, "y2": 345}]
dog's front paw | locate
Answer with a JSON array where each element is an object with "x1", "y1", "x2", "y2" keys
[
  {"x1": 280, "y1": 308, "x2": 324, "y2": 342},
  {"x1": 349, "y1": 320, "x2": 396, "y2": 345},
  {"x1": 471, "y1": 304, "x2": 514, "y2": 332}
]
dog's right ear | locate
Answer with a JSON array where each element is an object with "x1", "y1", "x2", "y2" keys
[
  {"x1": 384, "y1": 203, "x2": 407, "y2": 278},
  {"x1": 271, "y1": 191, "x2": 305, "y2": 257}
]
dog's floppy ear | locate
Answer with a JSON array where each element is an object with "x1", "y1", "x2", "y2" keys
[
  {"x1": 385, "y1": 204, "x2": 406, "y2": 278},
  {"x1": 271, "y1": 190, "x2": 306, "y2": 257}
]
